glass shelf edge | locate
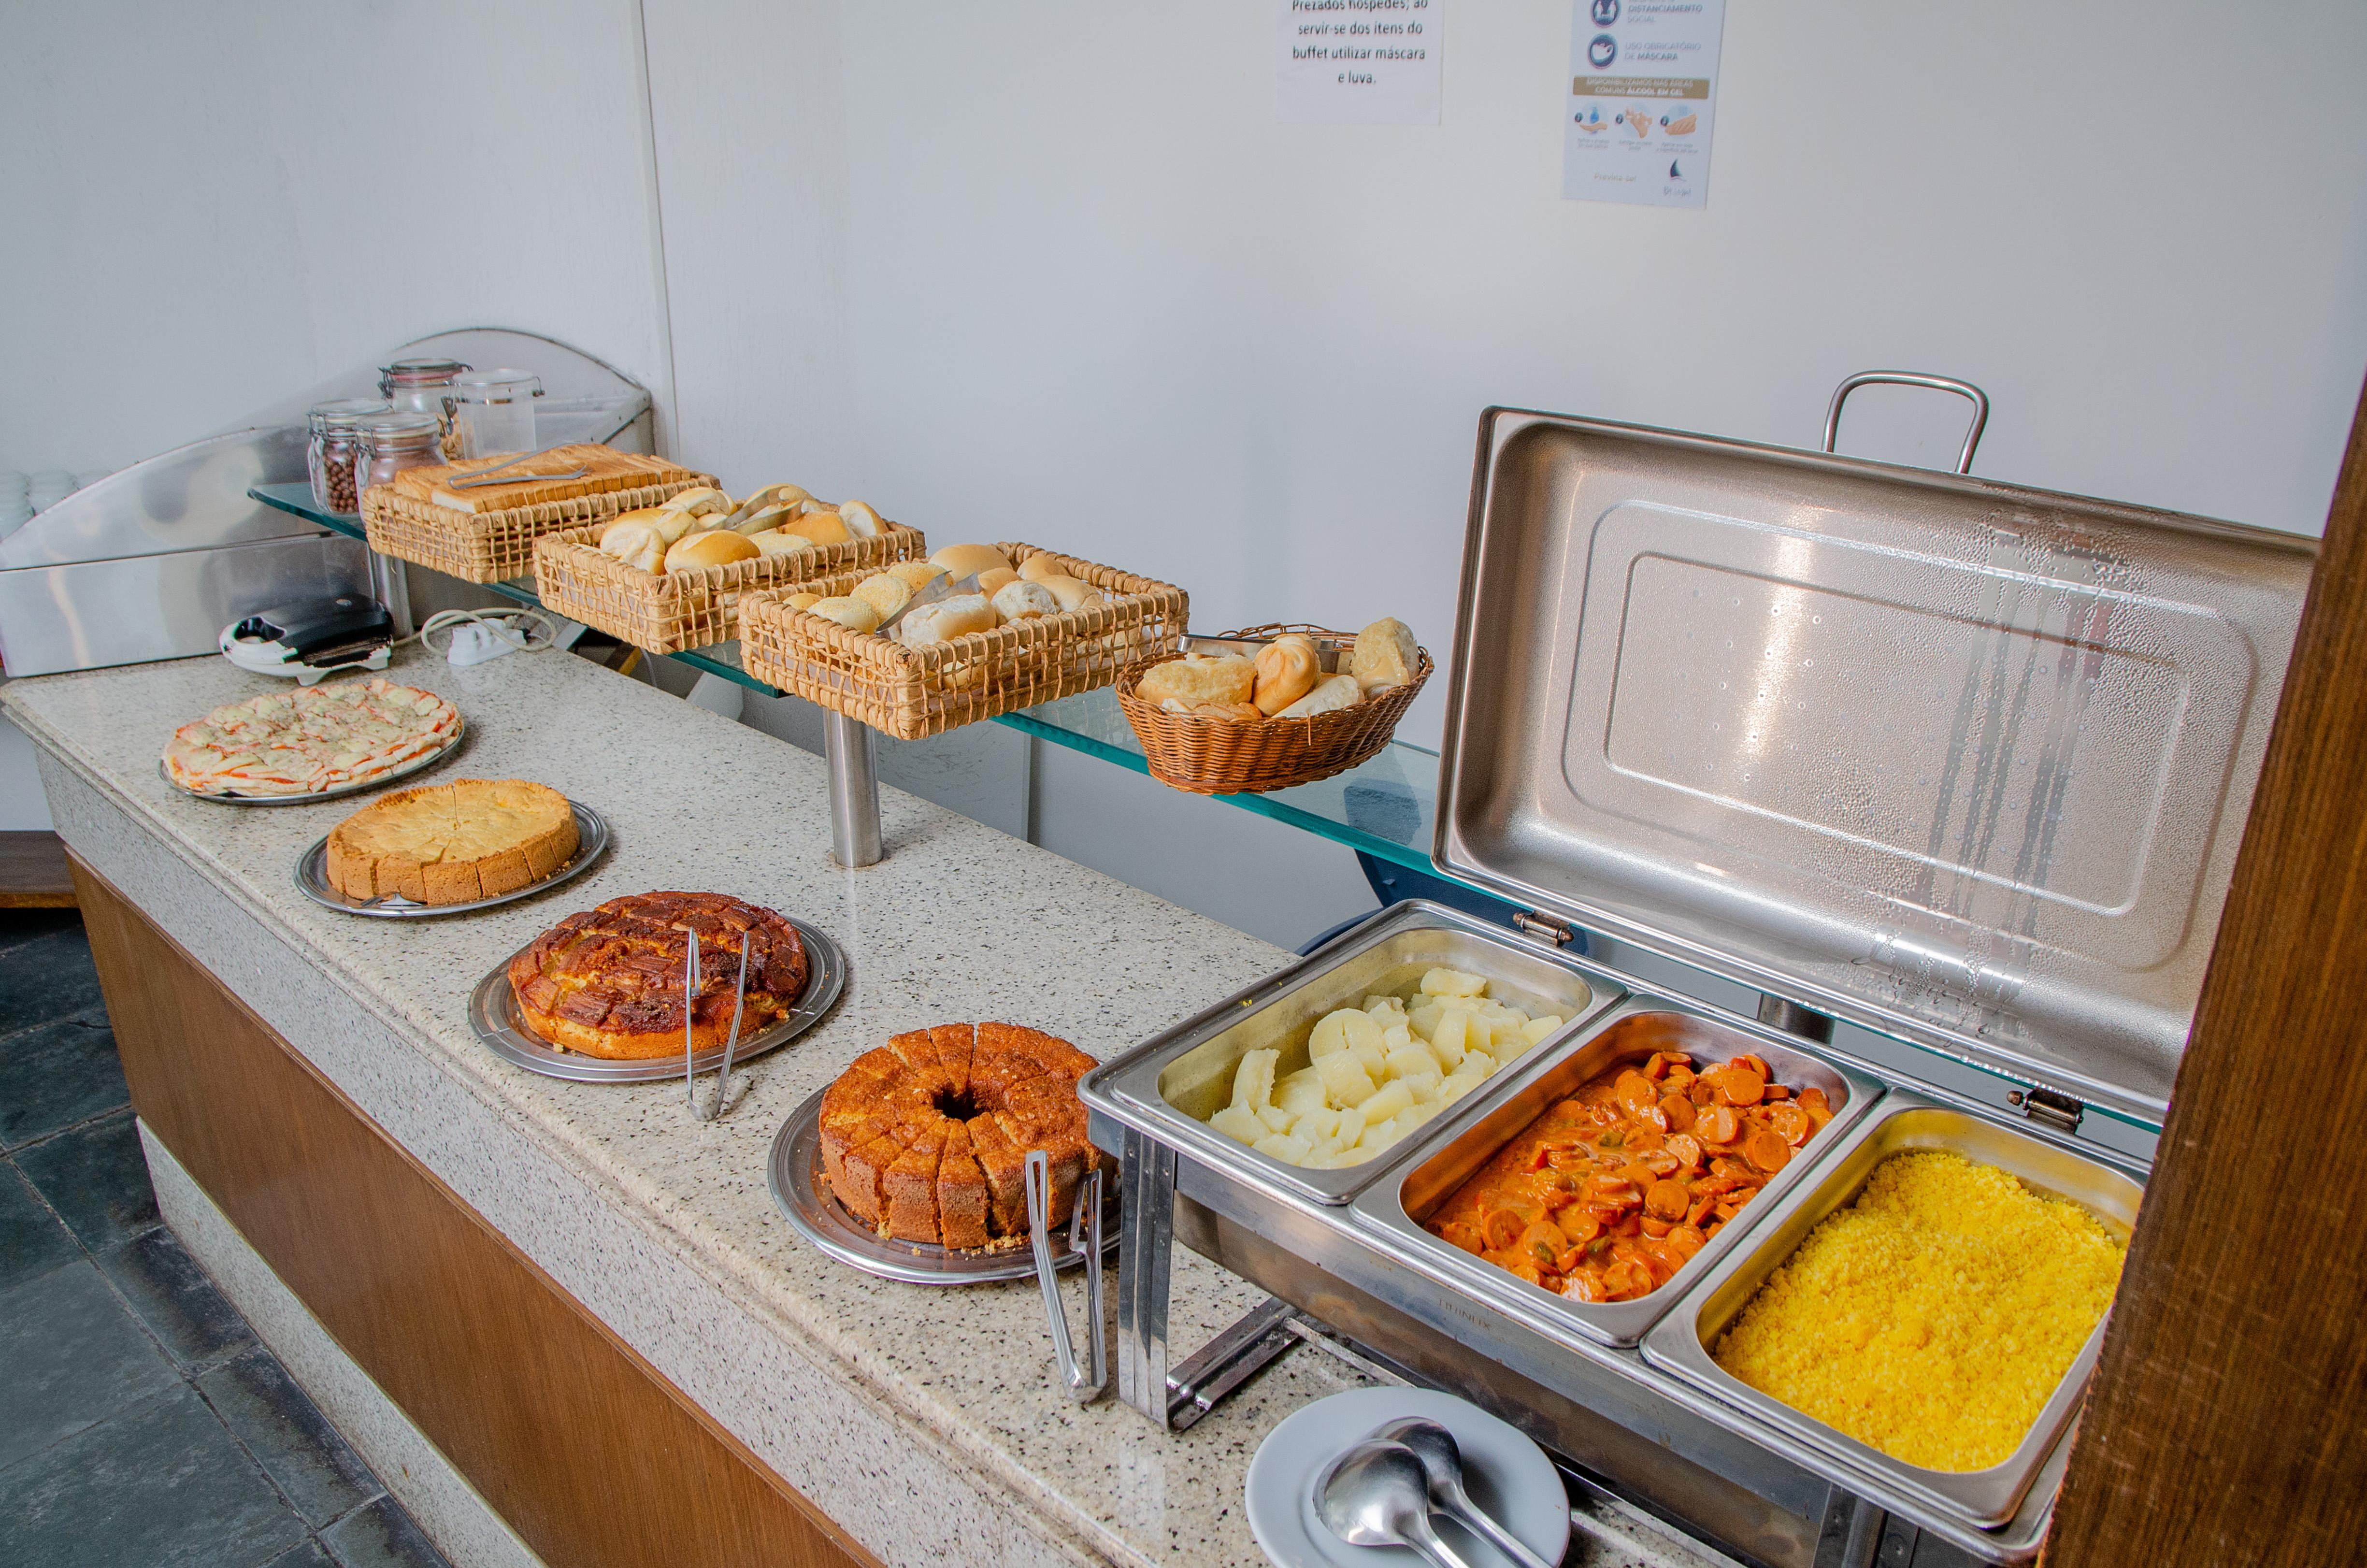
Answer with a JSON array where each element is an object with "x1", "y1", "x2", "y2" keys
[
  {"x1": 250, "y1": 482, "x2": 365, "y2": 541},
  {"x1": 996, "y1": 708, "x2": 1440, "y2": 879}
]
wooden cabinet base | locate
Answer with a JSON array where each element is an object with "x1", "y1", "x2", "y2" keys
[
  {"x1": 71, "y1": 856, "x2": 878, "y2": 1568},
  {"x1": 0, "y1": 830, "x2": 74, "y2": 907}
]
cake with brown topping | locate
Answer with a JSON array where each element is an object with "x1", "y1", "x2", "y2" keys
[
  {"x1": 506, "y1": 892, "x2": 809, "y2": 1058},
  {"x1": 818, "y1": 1022, "x2": 1107, "y2": 1250}
]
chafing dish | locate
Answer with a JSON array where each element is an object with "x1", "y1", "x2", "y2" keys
[
  {"x1": 1081, "y1": 378, "x2": 2317, "y2": 1567},
  {"x1": 1644, "y1": 1094, "x2": 2145, "y2": 1530}
]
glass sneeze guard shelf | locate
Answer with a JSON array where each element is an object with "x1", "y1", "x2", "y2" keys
[
  {"x1": 253, "y1": 479, "x2": 1445, "y2": 877},
  {"x1": 250, "y1": 480, "x2": 2152, "y2": 1138}
]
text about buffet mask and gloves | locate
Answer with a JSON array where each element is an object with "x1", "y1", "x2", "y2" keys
[
  {"x1": 1564, "y1": 0, "x2": 1725, "y2": 207},
  {"x1": 1277, "y1": 0, "x2": 1442, "y2": 125}
]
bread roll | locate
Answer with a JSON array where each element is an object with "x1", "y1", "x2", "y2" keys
[
  {"x1": 665, "y1": 530, "x2": 759, "y2": 572},
  {"x1": 1018, "y1": 553, "x2": 1065, "y2": 585},
  {"x1": 748, "y1": 528, "x2": 815, "y2": 558},
  {"x1": 852, "y1": 573, "x2": 914, "y2": 621},
  {"x1": 598, "y1": 507, "x2": 669, "y2": 546},
  {"x1": 599, "y1": 519, "x2": 666, "y2": 574},
  {"x1": 1253, "y1": 634, "x2": 1323, "y2": 716},
  {"x1": 990, "y1": 580, "x2": 1059, "y2": 621},
  {"x1": 975, "y1": 566, "x2": 1019, "y2": 595},
  {"x1": 786, "y1": 591, "x2": 823, "y2": 611},
  {"x1": 838, "y1": 499, "x2": 884, "y2": 538},
  {"x1": 901, "y1": 594, "x2": 999, "y2": 646},
  {"x1": 663, "y1": 487, "x2": 732, "y2": 518},
  {"x1": 1351, "y1": 617, "x2": 1420, "y2": 692},
  {"x1": 604, "y1": 505, "x2": 701, "y2": 547},
  {"x1": 1275, "y1": 673, "x2": 1363, "y2": 719},
  {"x1": 1037, "y1": 575, "x2": 1103, "y2": 611},
  {"x1": 807, "y1": 597, "x2": 881, "y2": 633},
  {"x1": 784, "y1": 511, "x2": 851, "y2": 547},
  {"x1": 1138, "y1": 653, "x2": 1256, "y2": 708},
  {"x1": 886, "y1": 561, "x2": 948, "y2": 591},
  {"x1": 931, "y1": 544, "x2": 1013, "y2": 580}
]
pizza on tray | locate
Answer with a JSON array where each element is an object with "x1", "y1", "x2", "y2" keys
[{"x1": 162, "y1": 678, "x2": 462, "y2": 798}]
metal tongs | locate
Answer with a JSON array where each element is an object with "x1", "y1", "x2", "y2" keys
[
  {"x1": 683, "y1": 928, "x2": 749, "y2": 1122},
  {"x1": 442, "y1": 448, "x2": 591, "y2": 490},
  {"x1": 1025, "y1": 1151, "x2": 1106, "y2": 1401}
]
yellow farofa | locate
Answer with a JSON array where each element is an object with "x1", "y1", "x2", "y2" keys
[{"x1": 1711, "y1": 1150, "x2": 2124, "y2": 1472}]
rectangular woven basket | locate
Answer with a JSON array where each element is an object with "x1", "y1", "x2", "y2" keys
[
  {"x1": 738, "y1": 543, "x2": 1188, "y2": 738},
  {"x1": 532, "y1": 521, "x2": 927, "y2": 655},
  {"x1": 360, "y1": 470, "x2": 720, "y2": 584}
]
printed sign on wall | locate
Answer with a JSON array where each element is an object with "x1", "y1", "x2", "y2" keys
[
  {"x1": 1278, "y1": 0, "x2": 1443, "y2": 125},
  {"x1": 1563, "y1": 0, "x2": 1724, "y2": 207}
]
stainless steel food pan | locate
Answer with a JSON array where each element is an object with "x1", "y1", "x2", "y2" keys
[
  {"x1": 1642, "y1": 1092, "x2": 2143, "y2": 1529},
  {"x1": 1353, "y1": 1004, "x2": 1882, "y2": 1348},
  {"x1": 1082, "y1": 900, "x2": 1622, "y2": 1206}
]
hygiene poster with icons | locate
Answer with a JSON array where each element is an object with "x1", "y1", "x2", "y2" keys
[{"x1": 1564, "y1": 0, "x2": 1725, "y2": 207}]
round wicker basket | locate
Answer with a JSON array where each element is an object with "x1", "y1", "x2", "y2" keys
[{"x1": 1115, "y1": 624, "x2": 1432, "y2": 795}]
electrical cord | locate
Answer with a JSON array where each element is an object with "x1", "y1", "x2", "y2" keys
[{"x1": 406, "y1": 606, "x2": 563, "y2": 658}]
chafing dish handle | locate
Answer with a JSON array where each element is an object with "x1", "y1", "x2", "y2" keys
[{"x1": 1822, "y1": 371, "x2": 1991, "y2": 476}]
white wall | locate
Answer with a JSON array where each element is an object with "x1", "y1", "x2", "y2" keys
[
  {"x1": 0, "y1": 0, "x2": 674, "y2": 477},
  {"x1": 9, "y1": 0, "x2": 2366, "y2": 944},
  {"x1": 815, "y1": 0, "x2": 2367, "y2": 750}
]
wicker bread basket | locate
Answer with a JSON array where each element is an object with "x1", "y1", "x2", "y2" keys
[
  {"x1": 361, "y1": 470, "x2": 720, "y2": 583},
  {"x1": 738, "y1": 543, "x2": 1188, "y2": 739},
  {"x1": 532, "y1": 520, "x2": 926, "y2": 654},
  {"x1": 1115, "y1": 624, "x2": 1432, "y2": 794}
]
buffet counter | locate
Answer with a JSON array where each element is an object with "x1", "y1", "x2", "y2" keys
[{"x1": 0, "y1": 645, "x2": 1377, "y2": 1568}]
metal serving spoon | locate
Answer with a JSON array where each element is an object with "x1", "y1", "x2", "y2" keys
[
  {"x1": 1368, "y1": 1416, "x2": 1556, "y2": 1568},
  {"x1": 1314, "y1": 1439, "x2": 1480, "y2": 1568}
]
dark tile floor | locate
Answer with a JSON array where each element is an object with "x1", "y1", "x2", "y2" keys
[{"x1": 0, "y1": 908, "x2": 453, "y2": 1568}]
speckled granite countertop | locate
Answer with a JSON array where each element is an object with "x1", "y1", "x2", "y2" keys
[
  {"x1": 5, "y1": 646, "x2": 1720, "y2": 1568},
  {"x1": 2, "y1": 645, "x2": 1386, "y2": 1568}
]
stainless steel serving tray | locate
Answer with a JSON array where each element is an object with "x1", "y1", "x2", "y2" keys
[
  {"x1": 1350, "y1": 1002, "x2": 1882, "y2": 1349},
  {"x1": 766, "y1": 1087, "x2": 1114, "y2": 1285},
  {"x1": 1434, "y1": 409, "x2": 2315, "y2": 1125},
  {"x1": 294, "y1": 800, "x2": 608, "y2": 918},
  {"x1": 1085, "y1": 901, "x2": 1625, "y2": 1207},
  {"x1": 467, "y1": 916, "x2": 846, "y2": 1084},
  {"x1": 1641, "y1": 1092, "x2": 2144, "y2": 1531},
  {"x1": 160, "y1": 718, "x2": 465, "y2": 805}
]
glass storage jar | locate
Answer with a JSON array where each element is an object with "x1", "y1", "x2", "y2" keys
[
  {"x1": 306, "y1": 399, "x2": 390, "y2": 513},
  {"x1": 353, "y1": 412, "x2": 445, "y2": 501},
  {"x1": 445, "y1": 370, "x2": 543, "y2": 461},
  {"x1": 378, "y1": 358, "x2": 469, "y2": 425}
]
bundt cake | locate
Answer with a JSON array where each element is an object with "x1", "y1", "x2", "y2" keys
[{"x1": 818, "y1": 1022, "x2": 1110, "y2": 1250}]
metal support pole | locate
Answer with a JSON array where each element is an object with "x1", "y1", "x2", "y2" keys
[
  {"x1": 824, "y1": 711, "x2": 883, "y2": 868},
  {"x1": 368, "y1": 551, "x2": 414, "y2": 640}
]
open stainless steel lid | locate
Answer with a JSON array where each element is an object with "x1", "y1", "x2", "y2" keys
[{"x1": 1433, "y1": 392, "x2": 2315, "y2": 1125}]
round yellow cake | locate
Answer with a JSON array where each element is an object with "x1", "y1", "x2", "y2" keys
[{"x1": 325, "y1": 779, "x2": 578, "y2": 906}]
